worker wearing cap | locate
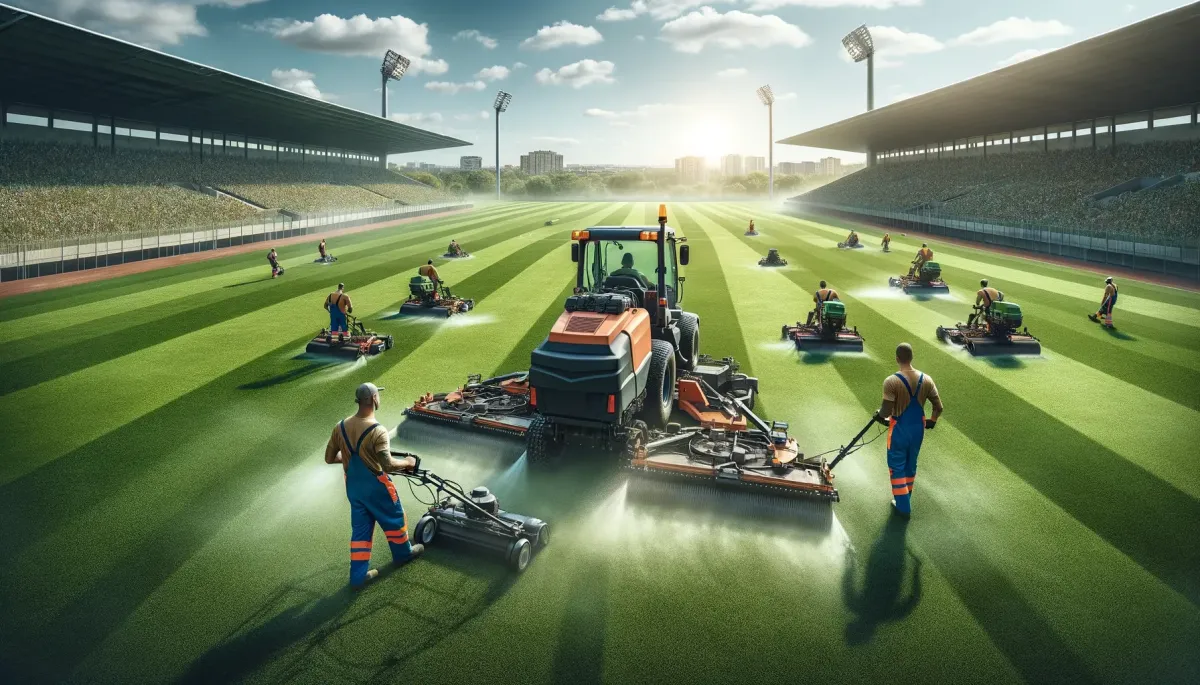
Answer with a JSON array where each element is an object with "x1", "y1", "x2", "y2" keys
[
  {"x1": 968, "y1": 279, "x2": 1003, "y2": 327},
  {"x1": 875, "y1": 343, "x2": 943, "y2": 517},
  {"x1": 611, "y1": 252, "x2": 650, "y2": 288},
  {"x1": 268, "y1": 248, "x2": 281, "y2": 278},
  {"x1": 325, "y1": 383, "x2": 424, "y2": 588},
  {"x1": 325, "y1": 283, "x2": 352, "y2": 333},
  {"x1": 807, "y1": 280, "x2": 840, "y2": 325},
  {"x1": 418, "y1": 260, "x2": 441, "y2": 291},
  {"x1": 881, "y1": 233, "x2": 891, "y2": 252},
  {"x1": 1090, "y1": 277, "x2": 1118, "y2": 328}
]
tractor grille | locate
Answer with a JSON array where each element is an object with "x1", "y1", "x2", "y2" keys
[{"x1": 565, "y1": 314, "x2": 605, "y2": 333}]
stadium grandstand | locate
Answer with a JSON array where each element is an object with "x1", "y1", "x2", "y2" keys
[
  {"x1": 0, "y1": 3, "x2": 469, "y2": 246},
  {"x1": 781, "y1": 2, "x2": 1200, "y2": 276}
]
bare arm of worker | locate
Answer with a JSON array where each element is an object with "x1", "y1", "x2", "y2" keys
[
  {"x1": 343, "y1": 294, "x2": 353, "y2": 314},
  {"x1": 927, "y1": 379, "x2": 943, "y2": 423},
  {"x1": 325, "y1": 426, "x2": 343, "y2": 464},
  {"x1": 373, "y1": 429, "x2": 415, "y2": 473},
  {"x1": 876, "y1": 376, "x2": 897, "y2": 422}
]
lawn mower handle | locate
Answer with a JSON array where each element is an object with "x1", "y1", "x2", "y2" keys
[
  {"x1": 828, "y1": 417, "x2": 879, "y2": 471},
  {"x1": 389, "y1": 451, "x2": 522, "y2": 534}
]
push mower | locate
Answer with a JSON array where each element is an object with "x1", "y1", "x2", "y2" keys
[
  {"x1": 782, "y1": 300, "x2": 865, "y2": 353},
  {"x1": 399, "y1": 276, "x2": 474, "y2": 317},
  {"x1": 889, "y1": 262, "x2": 949, "y2": 295},
  {"x1": 398, "y1": 453, "x2": 549, "y2": 572},
  {"x1": 305, "y1": 314, "x2": 394, "y2": 359},
  {"x1": 545, "y1": 219, "x2": 560, "y2": 226},
  {"x1": 405, "y1": 372, "x2": 532, "y2": 438},
  {"x1": 759, "y1": 249, "x2": 788, "y2": 267},
  {"x1": 745, "y1": 229, "x2": 760, "y2": 237},
  {"x1": 314, "y1": 255, "x2": 338, "y2": 264},
  {"x1": 937, "y1": 301, "x2": 1041, "y2": 356}
]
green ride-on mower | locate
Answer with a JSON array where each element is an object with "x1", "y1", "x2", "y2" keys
[
  {"x1": 889, "y1": 261, "x2": 949, "y2": 295},
  {"x1": 759, "y1": 248, "x2": 788, "y2": 267},
  {"x1": 937, "y1": 300, "x2": 1041, "y2": 356},
  {"x1": 399, "y1": 276, "x2": 474, "y2": 317},
  {"x1": 782, "y1": 300, "x2": 865, "y2": 353}
]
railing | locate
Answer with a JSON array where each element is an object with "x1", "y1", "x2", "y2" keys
[
  {"x1": 786, "y1": 200, "x2": 1200, "y2": 281},
  {"x1": 0, "y1": 201, "x2": 471, "y2": 281}
]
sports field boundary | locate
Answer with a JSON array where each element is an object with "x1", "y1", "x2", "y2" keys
[{"x1": 0, "y1": 207, "x2": 475, "y2": 300}]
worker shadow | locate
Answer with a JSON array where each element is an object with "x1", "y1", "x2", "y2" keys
[
  {"x1": 224, "y1": 277, "x2": 272, "y2": 288},
  {"x1": 842, "y1": 515, "x2": 922, "y2": 646},
  {"x1": 550, "y1": 558, "x2": 612, "y2": 684},
  {"x1": 1101, "y1": 326, "x2": 1137, "y2": 341},
  {"x1": 237, "y1": 359, "x2": 340, "y2": 390}
]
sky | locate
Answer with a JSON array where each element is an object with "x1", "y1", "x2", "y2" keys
[{"x1": 9, "y1": 0, "x2": 1193, "y2": 167}]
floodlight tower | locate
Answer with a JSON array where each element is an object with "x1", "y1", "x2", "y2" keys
[
  {"x1": 756, "y1": 84, "x2": 775, "y2": 200},
  {"x1": 380, "y1": 49, "x2": 411, "y2": 119},
  {"x1": 494, "y1": 90, "x2": 512, "y2": 200},
  {"x1": 842, "y1": 24, "x2": 876, "y2": 165}
]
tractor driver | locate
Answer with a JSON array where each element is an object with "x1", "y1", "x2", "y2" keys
[
  {"x1": 611, "y1": 252, "x2": 651, "y2": 288},
  {"x1": 448, "y1": 239, "x2": 461, "y2": 256},
  {"x1": 846, "y1": 231, "x2": 859, "y2": 247},
  {"x1": 419, "y1": 260, "x2": 442, "y2": 292},
  {"x1": 881, "y1": 233, "x2": 891, "y2": 251},
  {"x1": 874, "y1": 343, "x2": 943, "y2": 517},
  {"x1": 807, "y1": 280, "x2": 840, "y2": 325},
  {"x1": 968, "y1": 279, "x2": 1003, "y2": 326},
  {"x1": 908, "y1": 243, "x2": 933, "y2": 277},
  {"x1": 325, "y1": 282, "x2": 352, "y2": 333},
  {"x1": 325, "y1": 382, "x2": 424, "y2": 588},
  {"x1": 747, "y1": 220, "x2": 756, "y2": 234}
]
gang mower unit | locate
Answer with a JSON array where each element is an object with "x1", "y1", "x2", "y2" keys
[
  {"x1": 759, "y1": 249, "x2": 788, "y2": 267},
  {"x1": 400, "y1": 276, "x2": 474, "y2": 317},
  {"x1": 405, "y1": 372, "x2": 532, "y2": 438},
  {"x1": 889, "y1": 262, "x2": 949, "y2": 295},
  {"x1": 782, "y1": 300, "x2": 865, "y2": 353},
  {"x1": 837, "y1": 236, "x2": 864, "y2": 249},
  {"x1": 314, "y1": 255, "x2": 338, "y2": 264},
  {"x1": 305, "y1": 315, "x2": 394, "y2": 359},
  {"x1": 443, "y1": 243, "x2": 470, "y2": 259},
  {"x1": 399, "y1": 454, "x2": 549, "y2": 572},
  {"x1": 937, "y1": 301, "x2": 1042, "y2": 356}
]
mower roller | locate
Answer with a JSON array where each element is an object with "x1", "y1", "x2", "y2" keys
[
  {"x1": 405, "y1": 372, "x2": 532, "y2": 438},
  {"x1": 782, "y1": 300, "x2": 864, "y2": 353},
  {"x1": 937, "y1": 301, "x2": 1041, "y2": 356},
  {"x1": 399, "y1": 454, "x2": 549, "y2": 572},
  {"x1": 400, "y1": 276, "x2": 474, "y2": 317},
  {"x1": 759, "y1": 249, "x2": 787, "y2": 267},
  {"x1": 314, "y1": 255, "x2": 338, "y2": 264},
  {"x1": 305, "y1": 315, "x2": 393, "y2": 359},
  {"x1": 837, "y1": 241, "x2": 864, "y2": 249},
  {"x1": 889, "y1": 262, "x2": 949, "y2": 295}
]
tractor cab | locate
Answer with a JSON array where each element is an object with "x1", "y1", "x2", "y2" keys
[{"x1": 570, "y1": 228, "x2": 689, "y2": 311}]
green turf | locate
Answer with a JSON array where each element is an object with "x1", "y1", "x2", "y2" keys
[{"x1": 1, "y1": 202, "x2": 1197, "y2": 684}]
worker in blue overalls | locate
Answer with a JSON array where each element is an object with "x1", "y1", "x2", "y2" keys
[
  {"x1": 325, "y1": 382, "x2": 424, "y2": 588},
  {"x1": 324, "y1": 283, "x2": 352, "y2": 334},
  {"x1": 875, "y1": 344, "x2": 943, "y2": 516},
  {"x1": 1089, "y1": 277, "x2": 1118, "y2": 328}
]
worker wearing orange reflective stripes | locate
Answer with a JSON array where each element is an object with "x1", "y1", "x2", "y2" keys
[
  {"x1": 807, "y1": 280, "x2": 839, "y2": 325},
  {"x1": 1089, "y1": 277, "x2": 1118, "y2": 328},
  {"x1": 325, "y1": 382, "x2": 424, "y2": 587},
  {"x1": 875, "y1": 344, "x2": 943, "y2": 517}
]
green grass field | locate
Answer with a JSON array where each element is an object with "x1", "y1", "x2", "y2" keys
[{"x1": 1, "y1": 201, "x2": 1198, "y2": 684}]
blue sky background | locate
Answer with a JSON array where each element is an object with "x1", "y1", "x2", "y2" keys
[{"x1": 11, "y1": 0, "x2": 1192, "y2": 167}]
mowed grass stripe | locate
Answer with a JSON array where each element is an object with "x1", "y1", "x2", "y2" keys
[
  {"x1": 705, "y1": 203, "x2": 1200, "y2": 492},
  {"x1": 0, "y1": 203, "x2": 530, "y2": 339},
  {"x1": 701, "y1": 203, "x2": 1200, "y2": 610},
  {"x1": 0, "y1": 204, "x2": 588, "y2": 396}
]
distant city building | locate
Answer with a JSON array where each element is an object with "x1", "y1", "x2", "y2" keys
[
  {"x1": 800, "y1": 161, "x2": 818, "y2": 175},
  {"x1": 778, "y1": 161, "x2": 820, "y2": 176},
  {"x1": 819, "y1": 157, "x2": 842, "y2": 176},
  {"x1": 720, "y1": 154, "x2": 744, "y2": 177},
  {"x1": 460, "y1": 156, "x2": 482, "y2": 170},
  {"x1": 419, "y1": 162, "x2": 438, "y2": 170},
  {"x1": 405, "y1": 162, "x2": 417, "y2": 169},
  {"x1": 745, "y1": 156, "x2": 766, "y2": 174},
  {"x1": 675, "y1": 156, "x2": 706, "y2": 185},
  {"x1": 520, "y1": 150, "x2": 564, "y2": 176}
]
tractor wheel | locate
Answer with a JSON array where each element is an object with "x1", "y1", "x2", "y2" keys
[
  {"x1": 640, "y1": 340, "x2": 676, "y2": 428},
  {"x1": 677, "y1": 313, "x2": 700, "y2": 372},
  {"x1": 526, "y1": 414, "x2": 560, "y2": 464}
]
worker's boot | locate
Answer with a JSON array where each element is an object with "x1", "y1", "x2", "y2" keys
[
  {"x1": 395, "y1": 544, "x2": 425, "y2": 567},
  {"x1": 353, "y1": 568, "x2": 379, "y2": 590}
]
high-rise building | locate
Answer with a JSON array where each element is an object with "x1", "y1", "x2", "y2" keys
[
  {"x1": 800, "y1": 161, "x2": 817, "y2": 176},
  {"x1": 520, "y1": 150, "x2": 564, "y2": 176},
  {"x1": 720, "y1": 154, "x2": 743, "y2": 177},
  {"x1": 779, "y1": 161, "x2": 820, "y2": 176},
  {"x1": 744, "y1": 156, "x2": 766, "y2": 174},
  {"x1": 675, "y1": 156, "x2": 706, "y2": 185},
  {"x1": 460, "y1": 156, "x2": 482, "y2": 170},
  {"x1": 819, "y1": 157, "x2": 842, "y2": 177},
  {"x1": 405, "y1": 162, "x2": 417, "y2": 169}
]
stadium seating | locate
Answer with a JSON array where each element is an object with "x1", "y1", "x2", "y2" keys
[
  {"x1": 799, "y1": 141, "x2": 1200, "y2": 237},
  {"x1": 0, "y1": 141, "x2": 455, "y2": 243}
]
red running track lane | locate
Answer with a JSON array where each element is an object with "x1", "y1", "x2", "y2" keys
[
  {"x1": 0, "y1": 208, "x2": 472, "y2": 300},
  {"x1": 805, "y1": 212, "x2": 1200, "y2": 292}
]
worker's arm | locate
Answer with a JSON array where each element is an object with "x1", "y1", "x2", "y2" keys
[
  {"x1": 926, "y1": 379, "x2": 943, "y2": 428},
  {"x1": 324, "y1": 427, "x2": 343, "y2": 465},
  {"x1": 343, "y1": 295, "x2": 353, "y2": 314},
  {"x1": 373, "y1": 429, "x2": 415, "y2": 473},
  {"x1": 974, "y1": 291, "x2": 983, "y2": 307},
  {"x1": 875, "y1": 377, "x2": 897, "y2": 423}
]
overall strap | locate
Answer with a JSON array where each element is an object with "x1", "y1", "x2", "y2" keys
[
  {"x1": 914, "y1": 373, "x2": 925, "y2": 396},
  {"x1": 354, "y1": 423, "x2": 381, "y2": 455},
  {"x1": 338, "y1": 420, "x2": 352, "y2": 455},
  {"x1": 895, "y1": 372, "x2": 917, "y2": 398}
]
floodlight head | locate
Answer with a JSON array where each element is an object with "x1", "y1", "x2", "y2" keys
[
  {"x1": 494, "y1": 90, "x2": 512, "y2": 113},
  {"x1": 756, "y1": 84, "x2": 775, "y2": 105},
  {"x1": 381, "y1": 50, "x2": 411, "y2": 81},
  {"x1": 842, "y1": 25, "x2": 874, "y2": 63}
]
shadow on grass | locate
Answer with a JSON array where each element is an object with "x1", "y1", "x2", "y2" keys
[
  {"x1": 1101, "y1": 326, "x2": 1137, "y2": 341},
  {"x1": 224, "y1": 277, "x2": 272, "y2": 288},
  {"x1": 978, "y1": 355, "x2": 1026, "y2": 369},
  {"x1": 551, "y1": 559, "x2": 611, "y2": 684},
  {"x1": 842, "y1": 515, "x2": 920, "y2": 646},
  {"x1": 237, "y1": 359, "x2": 341, "y2": 390}
]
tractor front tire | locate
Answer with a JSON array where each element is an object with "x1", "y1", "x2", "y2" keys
[
  {"x1": 641, "y1": 340, "x2": 676, "y2": 428},
  {"x1": 677, "y1": 313, "x2": 700, "y2": 372},
  {"x1": 526, "y1": 414, "x2": 560, "y2": 464}
]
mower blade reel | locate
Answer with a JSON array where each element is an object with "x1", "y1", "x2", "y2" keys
[{"x1": 967, "y1": 339, "x2": 1042, "y2": 357}]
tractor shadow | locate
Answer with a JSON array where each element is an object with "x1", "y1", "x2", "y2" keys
[
  {"x1": 979, "y1": 355, "x2": 1027, "y2": 369},
  {"x1": 842, "y1": 515, "x2": 921, "y2": 646},
  {"x1": 237, "y1": 358, "x2": 343, "y2": 390}
]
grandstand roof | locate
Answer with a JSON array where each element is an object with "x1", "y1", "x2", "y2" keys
[
  {"x1": 779, "y1": 2, "x2": 1200, "y2": 153},
  {"x1": 0, "y1": 3, "x2": 470, "y2": 155}
]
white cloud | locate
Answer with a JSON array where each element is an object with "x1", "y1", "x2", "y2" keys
[
  {"x1": 535, "y1": 60, "x2": 616, "y2": 88},
  {"x1": 475, "y1": 65, "x2": 510, "y2": 81},
  {"x1": 659, "y1": 9, "x2": 811, "y2": 54},
  {"x1": 269, "y1": 68, "x2": 328, "y2": 100},
  {"x1": 455, "y1": 110, "x2": 491, "y2": 121},
  {"x1": 748, "y1": 0, "x2": 921, "y2": 9},
  {"x1": 716, "y1": 67, "x2": 748, "y2": 79},
  {"x1": 777, "y1": 92, "x2": 798, "y2": 101},
  {"x1": 635, "y1": 35, "x2": 646, "y2": 41},
  {"x1": 600, "y1": 0, "x2": 735, "y2": 21},
  {"x1": 585, "y1": 108, "x2": 619, "y2": 118},
  {"x1": 950, "y1": 17, "x2": 1072, "y2": 47},
  {"x1": 425, "y1": 80, "x2": 487, "y2": 94},
  {"x1": 389, "y1": 112, "x2": 443, "y2": 125},
  {"x1": 869, "y1": 26, "x2": 943, "y2": 56},
  {"x1": 533, "y1": 136, "x2": 581, "y2": 145},
  {"x1": 254, "y1": 13, "x2": 449, "y2": 74},
  {"x1": 14, "y1": 0, "x2": 274, "y2": 47},
  {"x1": 584, "y1": 103, "x2": 683, "y2": 124},
  {"x1": 597, "y1": 4, "x2": 642, "y2": 21},
  {"x1": 997, "y1": 47, "x2": 1053, "y2": 66},
  {"x1": 520, "y1": 21, "x2": 603, "y2": 50},
  {"x1": 513, "y1": 61, "x2": 528, "y2": 69},
  {"x1": 454, "y1": 29, "x2": 498, "y2": 49}
]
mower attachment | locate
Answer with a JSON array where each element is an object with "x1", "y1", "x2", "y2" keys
[
  {"x1": 937, "y1": 302, "x2": 1041, "y2": 356},
  {"x1": 782, "y1": 301, "x2": 865, "y2": 354},
  {"x1": 404, "y1": 372, "x2": 532, "y2": 438},
  {"x1": 889, "y1": 262, "x2": 949, "y2": 294},
  {"x1": 305, "y1": 315, "x2": 393, "y2": 359},
  {"x1": 400, "y1": 276, "x2": 474, "y2": 317},
  {"x1": 758, "y1": 249, "x2": 787, "y2": 267}
]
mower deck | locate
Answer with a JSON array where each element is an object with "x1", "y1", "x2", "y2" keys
[
  {"x1": 404, "y1": 372, "x2": 532, "y2": 438},
  {"x1": 782, "y1": 322, "x2": 865, "y2": 354},
  {"x1": 758, "y1": 249, "x2": 787, "y2": 267},
  {"x1": 889, "y1": 276, "x2": 950, "y2": 295},
  {"x1": 837, "y1": 242, "x2": 864, "y2": 249},
  {"x1": 937, "y1": 323, "x2": 1042, "y2": 356},
  {"x1": 305, "y1": 317, "x2": 393, "y2": 359}
]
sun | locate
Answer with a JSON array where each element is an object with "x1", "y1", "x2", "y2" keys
[{"x1": 680, "y1": 115, "x2": 732, "y2": 162}]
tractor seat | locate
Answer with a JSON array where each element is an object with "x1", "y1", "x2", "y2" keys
[{"x1": 603, "y1": 275, "x2": 648, "y2": 306}]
